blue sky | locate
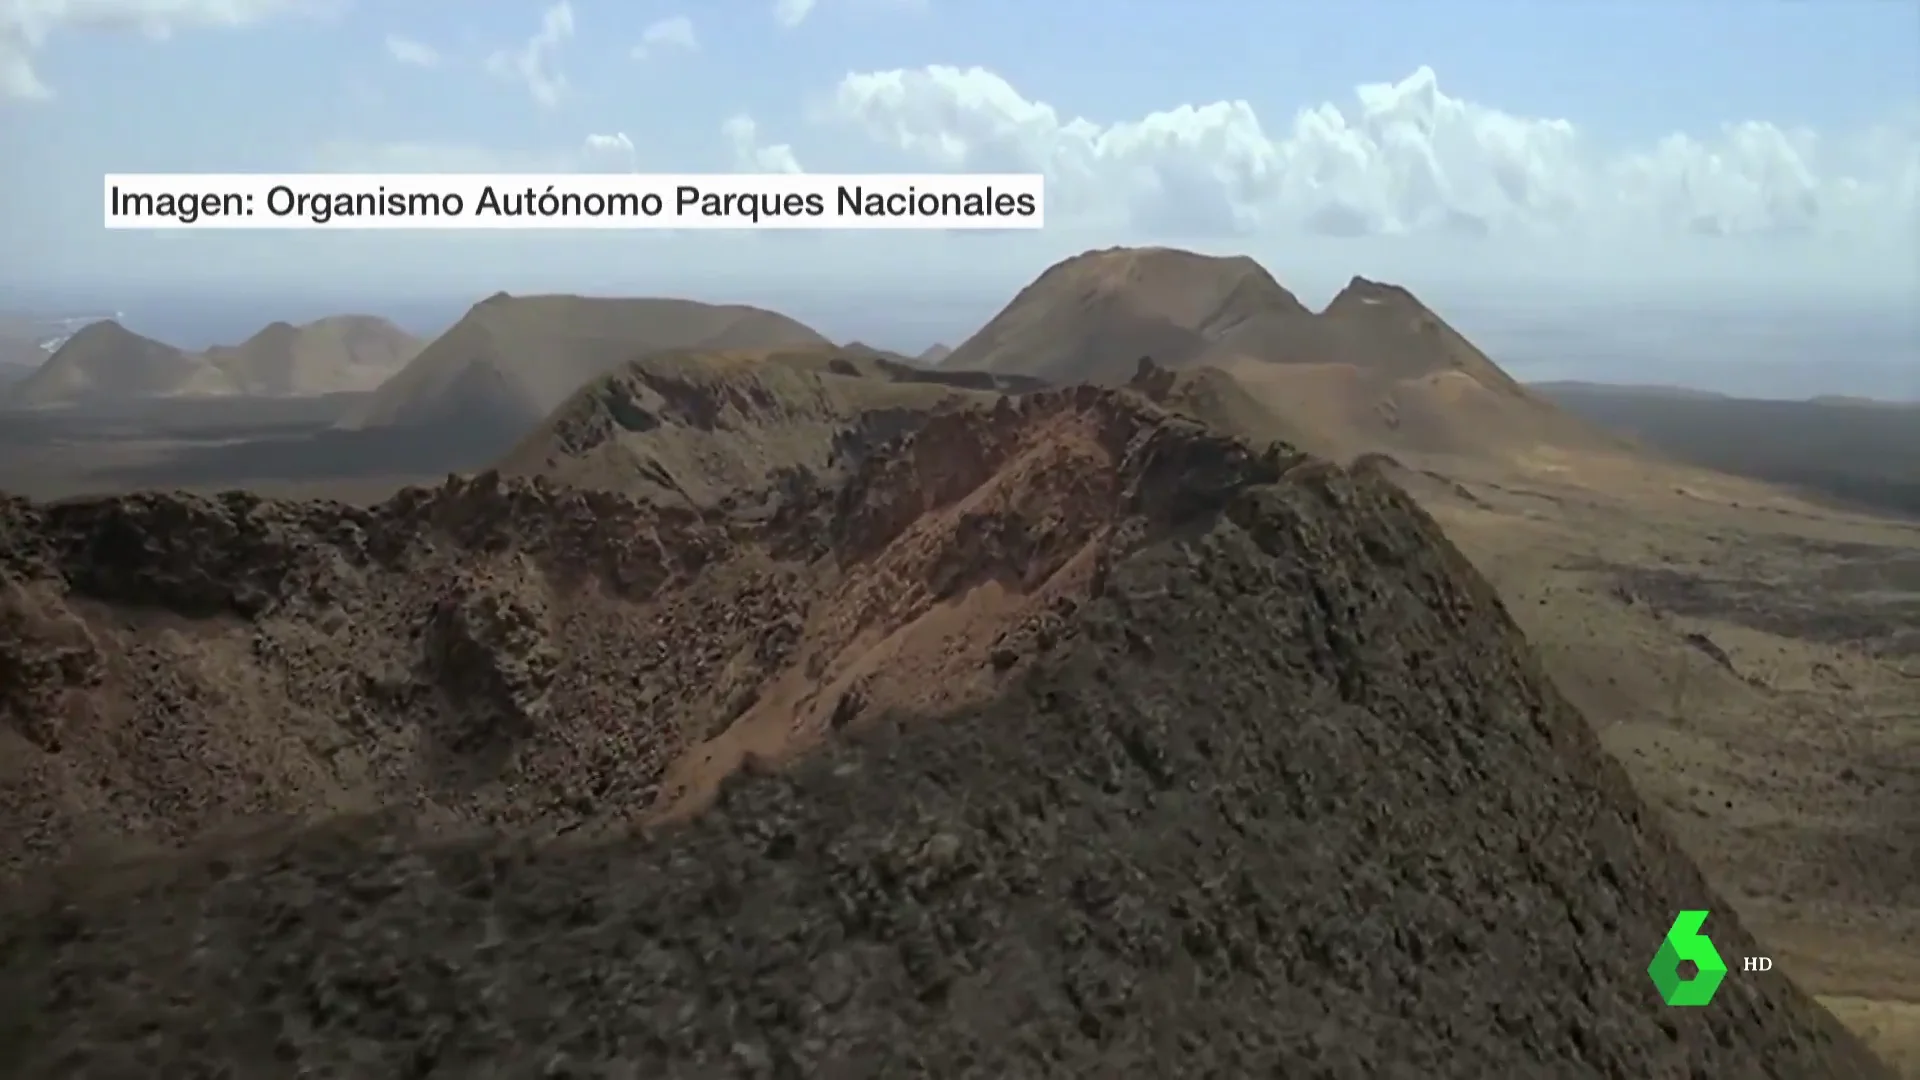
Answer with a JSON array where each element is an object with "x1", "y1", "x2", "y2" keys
[{"x1": 3, "y1": 0, "x2": 1917, "y2": 318}]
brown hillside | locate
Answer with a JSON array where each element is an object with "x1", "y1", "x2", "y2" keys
[
  {"x1": 1122, "y1": 355, "x2": 1305, "y2": 446},
  {"x1": 941, "y1": 246, "x2": 1313, "y2": 383},
  {"x1": 203, "y1": 315, "x2": 420, "y2": 396},
  {"x1": 1316, "y1": 275, "x2": 1527, "y2": 393},
  {"x1": 836, "y1": 341, "x2": 916, "y2": 364},
  {"x1": 917, "y1": 342, "x2": 953, "y2": 365},
  {"x1": 0, "y1": 373, "x2": 1891, "y2": 1075},
  {"x1": 6, "y1": 321, "x2": 227, "y2": 407},
  {"x1": 498, "y1": 347, "x2": 1008, "y2": 509},
  {"x1": 945, "y1": 247, "x2": 1621, "y2": 461},
  {"x1": 337, "y1": 294, "x2": 830, "y2": 435}
]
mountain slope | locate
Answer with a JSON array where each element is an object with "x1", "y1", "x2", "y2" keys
[
  {"x1": 0, "y1": 382, "x2": 1889, "y2": 1076},
  {"x1": 1306, "y1": 274, "x2": 1529, "y2": 393},
  {"x1": 5, "y1": 317, "x2": 421, "y2": 407},
  {"x1": 945, "y1": 247, "x2": 1622, "y2": 461},
  {"x1": 338, "y1": 295, "x2": 831, "y2": 438},
  {"x1": 6, "y1": 321, "x2": 227, "y2": 407},
  {"x1": 942, "y1": 246, "x2": 1314, "y2": 383},
  {"x1": 498, "y1": 346, "x2": 1006, "y2": 508},
  {"x1": 202, "y1": 315, "x2": 420, "y2": 396}
]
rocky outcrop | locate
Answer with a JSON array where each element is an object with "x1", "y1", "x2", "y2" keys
[{"x1": 0, "y1": 581, "x2": 103, "y2": 752}]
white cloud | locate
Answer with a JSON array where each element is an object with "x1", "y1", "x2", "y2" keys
[
  {"x1": 723, "y1": 115, "x2": 803, "y2": 173},
  {"x1": 486, "y1": 1, "x2": 573, "y2": 109},
  {"x1": 819, "y1": 64, "x2": 1920, "y2": 243},
  {"x1": 583, "y1": 131, "x2": 636, "y2": 171},
  {"x1": 772, "y1": 0, "x2": 814, "y2": 28},
  {"x1": 383, "y1": 33, "x2": 439, "y2": 69},
  {"x1": 631, "y1": 14, "x2": 694, "y2": 58},
  {"x1": 1, "y1": 0, "x2": 322, "y2": 100}
]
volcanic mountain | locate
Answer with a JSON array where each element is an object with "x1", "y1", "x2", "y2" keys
[
  {"x1": 6, "y1": 321, "x2": 223, "y2": 407},
  {"x1": 943, "y1": 246, "x2": 1315, "y2": 384},
  {"x1": 200, "y1": 315, "x2": 421, "y2": 396},
  {"x1": 336, "y1": 294, "x2": 831, "y2": 438},
  {"x1": 5, "y1": 316, "x2": 420, "y2": 407},
  {"x1": 945, "y1": 246, "x2": 1619, "y2": 461},
  {"x1": 0, "y1": 353, "x2": 1889, "y2": 1075}
]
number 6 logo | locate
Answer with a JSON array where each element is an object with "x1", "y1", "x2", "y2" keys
[{"x1": 1649, "y1": 909, "x2": 1728, "y2": 1006}]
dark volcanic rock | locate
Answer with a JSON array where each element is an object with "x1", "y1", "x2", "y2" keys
[{"x1": 0, "y1": 428, "x2": 1888, "y2": 1077}]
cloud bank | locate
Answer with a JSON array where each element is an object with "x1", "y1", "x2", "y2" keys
[
  {"x1": 4, "y1": 3, "x2": 1913, "y2": 307},
  {"x1": 805, "y1": 65, "x2": 1917, "y2": 244}
]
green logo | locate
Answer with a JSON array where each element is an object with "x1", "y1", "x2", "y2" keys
[{"x1": 1649, "y1": 910, "x2": 1728, "y2": 1006}]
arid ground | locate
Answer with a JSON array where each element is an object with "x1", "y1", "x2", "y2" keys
[{"x1": 1421, "y1": 446, "x2": 1920, "y2": 1073}]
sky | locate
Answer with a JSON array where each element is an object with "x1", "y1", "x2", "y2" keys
[{"x1": 1, "y1": 0, "x2": 1917, "y2": 389}]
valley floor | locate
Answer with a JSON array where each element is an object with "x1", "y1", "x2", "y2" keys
[{"x1": 1419, "y1": 448, "x2": 1920, "y2": 1071}]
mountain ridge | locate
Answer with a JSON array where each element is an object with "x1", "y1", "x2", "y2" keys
[
  {"x1": 942, "y1": 246, "x2": 1625, "y2": 461},
  {"x1": 335, "y1": 294, "x2": 832, "y2": 439},
  {"x1": 6, "y1": 316, "x2": 420, "y2": 407}
]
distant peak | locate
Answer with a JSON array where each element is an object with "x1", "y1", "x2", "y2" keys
[
  {"x1": 463, "y1": 292, "x2": 520, "y2": 325},
  {"x1": 64, "y1": 319, "x2": 142, "y2": 346},
  {"x1": 1325, "y1": 275, "x2": 1427, "y2": 316},
  {"x1": 1049, "y1": 245, "x2": 1308, "y2": 312},
  {"x1": 1343, "y1": 275, "x2": 1401, "y2": 298},
  {"x1": 1063, "y1": 245, "x2": 1256, "y2": 273}
]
